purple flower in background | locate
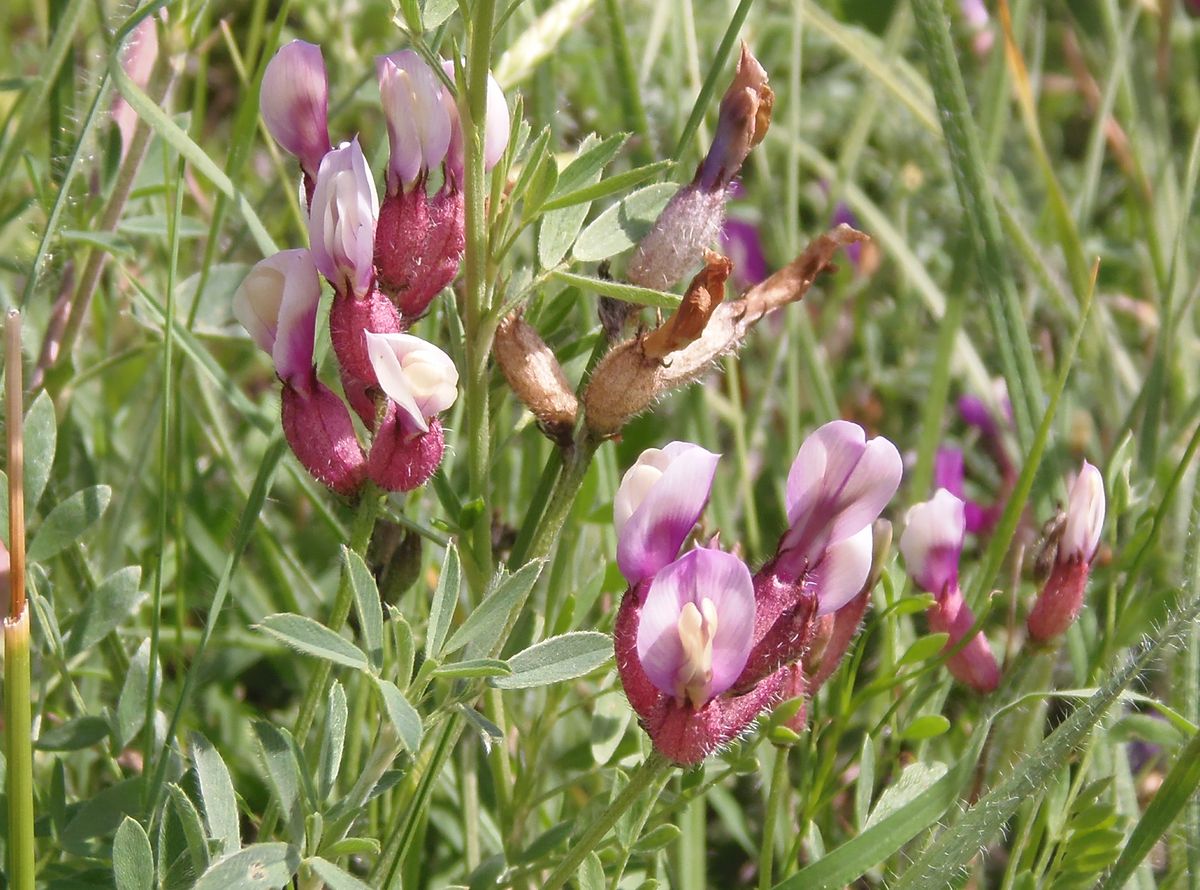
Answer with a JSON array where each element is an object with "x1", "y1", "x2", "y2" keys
[
  {"x1": 1027, "y1": 462, "x2": 1105, "y2": 643},
  {"x1": 935, "y1": 446, "x2": 1000, "y2": 535},
  {"x1": 960, "y1": 0, "x2": 995, "y2": 54},
  {"x1": 719, "y1": 218, "x2": 768, "y2": 290},
  {"x1": 831, "y1": 202, "x2": 862, "y2": 270},
  {"x1": 900, "y1": 490, "x2": 1000, "y2": 693},
  {"x1": 260, "y1": 41, "x2": 333, "y2": 183}
]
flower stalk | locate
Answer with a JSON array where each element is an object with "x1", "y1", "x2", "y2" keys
[{"x1": 5, "y1": 309, "x2": 35, "y2": 890}]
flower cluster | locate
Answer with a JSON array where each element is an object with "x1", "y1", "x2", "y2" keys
[
  {"x1": 613, "y1": 422, "x2": 901, "y2": 765},
  {"x1": 233, "y1": 41, "x2": 509, "y2": 496}
]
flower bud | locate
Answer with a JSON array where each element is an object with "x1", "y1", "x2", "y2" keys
[
  {"x1": 442, "y1": 61, "x2": 511, "y2": 186},
  {"x1": 233, "y1": 249, "x2": 322, "y2": 391},
  {"x1": 281, "y1": 382, "x2": 366, "y2": 496},
  {"x1": 261, "y1": 40, "x2": 332, "y2": 181},
  {"x1": 374, "y1": 185, "x2": 465, "y2": 317},
  {"x1": 696, "y1": 43, "x2": 773, "y2": 191},
  {"x1": 1027, "y1": 461, "x2": 1105, "y2": 643},
  {"x1": 493, "y1": 313, "x2": 578, "y2": 442},
  {"x1": 377, "y1": 50, "x2": 453, "y2": 193},
  {"x1": 309, "y1": 139, "x2": 379, "y2": 297}
]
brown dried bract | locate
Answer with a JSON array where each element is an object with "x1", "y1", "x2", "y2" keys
[
  {"x1": 494, "y1": 313, "x2": 579, "y2": 444},
  {"x1": 641, "y1": 251, "x2": 731, "y2": 360},
  {"x1": 583, "y1": 225, "x2": 866, "y2": 436}
]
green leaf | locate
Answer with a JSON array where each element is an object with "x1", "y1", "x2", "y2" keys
[
  {"x1": 421, "y1": 0, "x2": 457, "y2": 30},
  {"x1": 253, "y1": 722, "x2": 304, "y2": 843},
  {"x1": 36, "y1": 715, "x2": 110, "y2": 751},
  {"x1": 572, "y1": 182, "x2": 677, "y2": 262},
  {"x1": 864, "y1": 761, "x2": 949, "y2": 829},
  {"x1": 27, "y1": 485, "x2": 111, "y2": 562},
  {"x1": 190, "y1": 732, "x2": 240, "y2": 856},
  {"x1": 167, "y1": 783, "x2": 212, "y2": 875},
  {"x1": 540, "y1": 161, "x2": 674, "y2": 214},
  {"x1": 577, "y1": 852, "x2": 605, "y2": 890},
  {"x1": 552, "y1": 133, "x2": 628, "y2": 197},
  {"x1": 114, "y1": 638, "x2": 156, "y2": 749},
  {"x1": 65, "y1": 566, "x2": 145, "y2": 657},
  {"x1": 492, "y1": 631, "x2": 612, "y2": 689},
  {"x1": 425, "y1": 543, "x2": 461, "y2": 659},
  {"x1": 900, "y1": 715, "x2": 951, "y2": 742},
  {"x1": 305, "y1": 857, "x2": 373, "y2": 890},
  {"x1": 897, "y1": 634, "x2": 950, "y2": 668},
  {"x1": 443, "y1": 559, "x2": 545, "y2": 657},
  {"x1": 632, "y1": 823, "x2": 681, "y2": 853},
  {"x1": 62, "y1": 777, "x2": 143, "y2": 856},
  {"x1": 854, "y1": 735, "x2": 875, "y2": 830},
  {"x1": 374, "y1": 678, "x2": 423, "y2": 752},
  {"x1": 318, "y1": 681, "x2": 348, "y2": 801},
  {"x1": 255, "y1": 613, "x2": 369, "y2": 671},
  {"x1": 431, "y1": 658, "x2": 513, "y2": 679},
  {"x1": 113, "y1": 817, "x2": 154, "y2": 890},
  {"x1": 344, "y1": 547, "x2": 384, "y2": 670},
  {"x1": 192, "y1": 843, "x2": 300, "y2": 890},
  {"x1": 548, "y1": 270, "x2": 680, "y2": 309},
  {"x1": 22, "y1": 390, "x2": 56, "y2": 514},
  {"x1": 590, "y1": 690, "x2": 633, "y2": 766}
]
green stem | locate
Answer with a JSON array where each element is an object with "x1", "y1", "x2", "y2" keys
[
  {"x1": 461, "y1": 0, "x2": 499, "y2": 590},
  {"x1": 519, "y1": 437, "x2": 599, "y2": 565},
  {"x1": 758, "y1": 746, "x2": 791, "y2": 890},
  {"x1": 5, "y1": 608, "x2": 35, "y2": 890},
  {"x1": 259, "y1": 490, "x2": 381, "y2": 839},
  {"x1": 543, "y1": 752, "x2": 673, "y2": 890}
]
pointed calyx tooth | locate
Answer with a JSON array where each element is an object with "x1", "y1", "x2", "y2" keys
[
  {"x1": 493, "y1": 313, "x2": 579, "y2": 440},
  {"x1": 641, "y1": 251, "x2": 732, "y2": 360},
  {"x1": 583, "y1": 225, "x2": 868, "y2": 437}
]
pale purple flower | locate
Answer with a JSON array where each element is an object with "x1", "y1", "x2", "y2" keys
[
  {"x1": 364, "y1": 332, "x2": 458, "y2": 435},
  {"x1": 232, "y1": 249, "x2": 321, "y2": 390},
  {"x1": 719, "y1": 218, "x2": 768, "y2": 290},
  {"x1": 613, "y1": 442, "x2": 721, "y2": 586},
  {"x1": 377, "y1": 51, "x2": 453, "y2": 193},
  {"x1": 1028, "y1": 461, "x2": 1105, "y2": 642},
  {"x1": 636, "y1": 548, "x2": 755, "y2": 708},
  {"x1": 960, "y1": 0, "x2": 995, "y2": 54},
  {"x1": 442, "y1": 60, "x2": 511, "y2": 185},
  {"x1": 308, "y1": 139, "x2": 379, "y2": 298},
  {"x1": 776, "y1": 421, "x2": 903, "y2": 614},
  {"x1": 831, "y1": 202, "x2": 862, "y2": 270},
  {"x1": 260, "y1": 40, "x2": 332, "y2": 180},
  {"x1": 1061, "y1": 461, "x2": 1105, "y2": 563},
  {"x1": 901, "y1": 490, "x2": 999, "y2": 692},
  {"x1": 899, "y1": 489, "x2": 965, "y2": 595}
]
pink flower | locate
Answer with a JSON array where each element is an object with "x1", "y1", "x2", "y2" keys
[
  {"x1": 260, "y1": 40, "x2": 332, "y2": 181},
  {"x1": 900, "y1": 490, "x2": 1000, "y2": 693},
  {"x1": 377, "y1": 51, "x2": 453, "y2": 193},
  {"x1": 232, "y1": 249, "x2": 322, "y2": 391},
  {"x1": 738, "y1": 421, "x2": 901, "y2": 690},
  {"x1": 1027, "y1": 461, "x2": 1105, "y2": 643},
  {"x1": 309, "y1": 139, "x2": 379, "y2": 298},
  {"x1": 612, "y1": 442, "x2": 720, "y2": 586},
  {"x1": 364, "y1": 332, "x2": 459, "y2": 492},
  {"x1": 615, "y1": 546, "x2": 784, "y2": 766},
  {"x1": 233, "y1": 250, "x2": 365, "y2": 495}
]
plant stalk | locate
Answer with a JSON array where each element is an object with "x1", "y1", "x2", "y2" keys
[
  {"x1": 542, "y1": 752, "x2": 672, "y2": 890},
  {"x1": 5, "y1": 309, "x2": 35, "y2": 890}
]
